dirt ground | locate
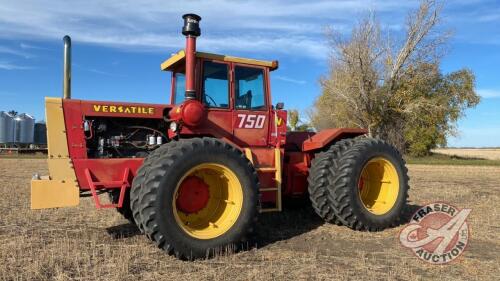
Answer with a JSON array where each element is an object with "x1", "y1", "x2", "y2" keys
[{"x1": 0, "y1": 159, "x2": 499, "y2": 281}]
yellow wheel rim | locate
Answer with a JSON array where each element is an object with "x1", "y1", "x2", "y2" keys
[
  {"x1": 358, "y1": 157, "x2": 399, "y2": 215},
  {"x1": 173, "y1": 163, "x2": 243, "y2": 239}
]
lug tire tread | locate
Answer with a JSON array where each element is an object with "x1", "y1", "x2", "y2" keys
[
  {"x1": 137, "y1": 137, "x2": 259, "y2": 260},
  {"x1": 327, "y1": 138, "x2": 409, "y2": 231}
]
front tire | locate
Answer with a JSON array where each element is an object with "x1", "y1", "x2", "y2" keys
[
  {"x1": 138, "y1": 138, "x2": 259, "y2": 259},
  {"x1": 130, "y1": 144, "x2": 177, "y2": 233}
]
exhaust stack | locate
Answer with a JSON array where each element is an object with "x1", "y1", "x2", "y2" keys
[
  {"x1": 63, "y1": 35, "x2": 71, "y2": 99},
  {"x1": 182, "y1": 14, "x2": 201, "y2": 100}
]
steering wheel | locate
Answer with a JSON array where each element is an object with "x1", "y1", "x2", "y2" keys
[{"x1": 204, "y1": 93, "x2": 218, "y2": 107}]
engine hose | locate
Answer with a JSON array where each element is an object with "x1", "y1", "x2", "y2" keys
[
  {"x1": 123, "y1": 141, "x2": 148, "y2": 149},
  {"x1": 126, "y1": 125, "x2": 168, "y2": 140}
]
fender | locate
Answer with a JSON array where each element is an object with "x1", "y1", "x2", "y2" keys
[{"x1": 302, "y1": 128, "x2": 367, "y2": 152}]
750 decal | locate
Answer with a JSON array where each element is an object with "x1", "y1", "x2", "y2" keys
[{"x1": 237, "y1": 114, "x2": 266, "y2": 129}]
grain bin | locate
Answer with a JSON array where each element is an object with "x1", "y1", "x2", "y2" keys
[
  {"x1": 34, "y1": 122, "x2": 47, "y2": 144},
  {"x1": 13, "y1": 113, "x2": 35, "y2": 144},
  {"x1": 0, "y1": 111, "x2": 15, "y2": 143}
]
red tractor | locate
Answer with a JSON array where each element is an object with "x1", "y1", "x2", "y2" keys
[{"x1": 31, "y1": 14, "x2": 409, "y2": 259}]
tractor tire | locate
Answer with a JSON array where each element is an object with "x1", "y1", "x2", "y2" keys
[
  {"x1": 108, "y1": 190, "x2": 134, "y2": 224},
  {"x1": 130, "y1": 143, "x2": 177, "y2": 233},
  {"x1": 327, "y1": 138, "x2": 409, "y2": 231},
  {"x1": 307, "y1": 138, "x2": 357, "y2": 225},
  {"x1": 138, "y1": 138, "x2": 259, "y2": 260}
]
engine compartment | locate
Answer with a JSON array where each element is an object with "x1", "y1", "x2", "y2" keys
[{"x1": 83, "y1": 117, "x2": 168, "y2": 158}]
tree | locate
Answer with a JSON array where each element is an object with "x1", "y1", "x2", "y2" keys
[
  {"x1": 288, "y1": 109, "x2": 300, "y2": 131},
  {"x1": 8, "y1": 110, "x2": 17, "y2": 116},
  {"x1": 287, "y1": 109, "x2": 312, "y2": 131},
  {"x1": 310, "y1": 0, "x2": 479, "y2": 156}
]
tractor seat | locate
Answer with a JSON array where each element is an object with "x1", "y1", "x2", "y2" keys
[{"x1": 236, "y1": 90, "x2": 252, "y2": 109}]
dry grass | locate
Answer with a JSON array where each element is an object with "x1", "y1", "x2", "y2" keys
[
  {"x1": 0, "y1": 159, "x2": 499, "y2": 280},
  {"x1": 433, "y1": 148, "x2": 500, "y2": 160}
]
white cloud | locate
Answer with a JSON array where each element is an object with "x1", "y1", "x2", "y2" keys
[
  {"x1": 477, "y1": 13, "x2": 500, "y2": 22},
  {"x1": 19, "y1": 43, "x2": 51, "y2": 50},
  {"x1": 0, "y1": 0, "x2": 416, "y2": 59},
  {"x1": 477, "y1": 89, "x2": 500, "y2": 99},
  {"x1": 73, "y1": 63, "x2": 127, "y2": 77},
  {"x1": 274, "y1": 75, "x2": 307, "y2": 85},
  {"x1": 0, "y1": 61, "x2": 35, "y2": 70},
  {"x1": 0, "y1": 46, "x2": 33, "y2": 58}
]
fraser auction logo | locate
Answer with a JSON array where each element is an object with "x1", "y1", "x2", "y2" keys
[{"x1": 399, "y1": 202, "x2": 471, "y2": 264}]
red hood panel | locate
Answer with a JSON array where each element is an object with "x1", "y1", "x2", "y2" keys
[{"x1": 67, "y1": 99, "x2": 173, "y2": 119}]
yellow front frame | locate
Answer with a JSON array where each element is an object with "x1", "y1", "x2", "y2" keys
[{"x1": 30, "y1": 97, "x2": 79, "y2": 209}]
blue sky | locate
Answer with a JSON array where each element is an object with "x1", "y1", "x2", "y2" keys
[{"x1": 0, "y1": 0, "x2": 499, "y2": 147}]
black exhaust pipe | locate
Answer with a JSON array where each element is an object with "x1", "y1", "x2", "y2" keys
[{"x1": 182, "y1": 14, "x2": 201, "y2": 100}]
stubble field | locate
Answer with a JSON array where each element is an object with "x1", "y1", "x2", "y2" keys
[
  {"x1": 0, "y1": 158, "x2": 499, "y2": 280},
  {"x1": 433, "y1": 148, "x2": 500, "y2": 160}
]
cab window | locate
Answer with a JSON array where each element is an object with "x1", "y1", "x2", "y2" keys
[
  {"x1": 173, "y1": 73, "x2": 185, "y2": 104},
  {"x1": 234, "y1": 66, "x2": 266, "y2": 110},
  {"x1": 202, "y1": 61, "x2": 229, "y2": 108}
]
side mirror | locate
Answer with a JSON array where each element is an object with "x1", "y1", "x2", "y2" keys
[{"x1": 276, "y1": 102, "x2": 284, "y2": 110}]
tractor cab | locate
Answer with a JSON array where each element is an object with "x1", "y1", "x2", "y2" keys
[
  {"x1": 160, "y1": 50, "x2": 287, "y2": 148},
  {"x1": 161, "y1": 51, "x2": 278, "y2": 106}
]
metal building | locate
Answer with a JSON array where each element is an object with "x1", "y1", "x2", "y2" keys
[
  {"x1": 0, "y1": 111, "x2": 14, "y2": 144},
  {"x1": 34, "y1": 122, "x2": 47, "y2": 144},
  {"x1": 13, "y1": 113, "x2": 35, "y2": 144}
]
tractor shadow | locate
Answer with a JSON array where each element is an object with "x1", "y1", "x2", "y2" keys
[
  {"x1": 255, "y1": 200, "x2": 324, "y2": 248},
  {"x1": 254, "y1": 201, "x2": 423, "y2": 248},
  {"x1": 104, "y1": 202, "x2": 423, "y2": 243},
  {"x1": 106, "y1": 223, "x2": 141, "y2": 239},
  {"x1": 399, "y1": 202, "x2": 423, "y2": 225}
]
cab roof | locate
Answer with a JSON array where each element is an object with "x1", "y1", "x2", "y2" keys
[{"x1": 160, "y1": 50, "x2": 279, "y2": 72}]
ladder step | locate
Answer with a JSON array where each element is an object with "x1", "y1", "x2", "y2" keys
[
  {"x1": 256, "y1": 167, "x2": 276, "y2": 172},
  {"x1": 244, "y1": 147, "x2": 282, "y2": 213}
]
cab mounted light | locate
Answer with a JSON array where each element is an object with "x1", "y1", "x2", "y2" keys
[{"x1": 169, "y1": 121, "x2": 178, "y2": 132}]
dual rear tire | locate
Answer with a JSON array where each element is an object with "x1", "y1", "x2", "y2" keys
[{"x1": 308, "y1": 137, "x2": 409, "y2": 231}]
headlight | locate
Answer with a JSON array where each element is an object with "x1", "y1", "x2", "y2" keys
[{"x1": 169, "y1": 122, "x2": 178, "y2": 132}]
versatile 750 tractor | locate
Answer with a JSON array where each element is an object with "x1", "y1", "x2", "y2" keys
[{"x1": 31, "y1": 14, "x2": 409, "y2": 259}]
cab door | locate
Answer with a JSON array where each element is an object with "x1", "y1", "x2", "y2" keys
[
  {"x1": 200, "y1": 59, "x2": 234, "y2": 142},
  {"x1": 232, "y1": 64, "x2": 271, "y2": 147}
]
